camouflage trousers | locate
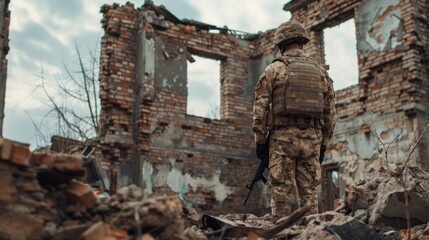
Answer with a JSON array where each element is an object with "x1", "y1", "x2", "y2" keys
[{"x1": 268, "y1": 126, "x2": 322, "y2": 217}]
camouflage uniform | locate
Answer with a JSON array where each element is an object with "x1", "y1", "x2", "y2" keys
[{"x1": 253, "y1": 48, "x2": 336, "y2": 217}]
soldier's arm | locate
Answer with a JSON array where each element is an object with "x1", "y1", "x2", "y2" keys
[
  {"x1": 253, "y1": 70, "x2": 272, "y2": 144},
  {"x1": 321, "y1": 72, "x2": 336, "y2": 147}
]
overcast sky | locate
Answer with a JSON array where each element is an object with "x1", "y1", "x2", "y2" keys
[{"x1": 3, "y1": 0, "x2": 357, "y2": 149}]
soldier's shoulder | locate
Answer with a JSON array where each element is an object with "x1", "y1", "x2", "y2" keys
[{"x1": 265, "y1": 61, "x2": 285, "y2": 72}]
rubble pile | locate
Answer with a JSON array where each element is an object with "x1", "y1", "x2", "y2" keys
[
  {"x1": 0, "y1": 138, "x2": 206, "y2": 240},
  {"x1": 0, "y1": 138, "x2": 52, "y2": 240},
  {"x1": 343, "y1": 166, "x2": 429, "y2": 239},
  {"x1": 202, "y1": 166, "x2": 429, "y2": 239},
  {"x1": 275, "y1": 211, "x2": 385, "y2": 240},
  {"x1": 1, "y1": 137, "x2": 429, "y2": 240}
]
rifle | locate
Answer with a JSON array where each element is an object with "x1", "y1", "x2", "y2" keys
[{"x1": 243, "y1": 138, "x2": 270, "y2": 206}]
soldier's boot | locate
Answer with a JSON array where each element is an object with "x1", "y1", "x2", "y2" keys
[{"x1": 300, "y1": 193, "x2": 318, "y2": 215}]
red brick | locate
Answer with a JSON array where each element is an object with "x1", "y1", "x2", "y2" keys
[
  {"x1": 0, "y1": 138, "x2": 14, "y2": 161},
  {"x1": 11, "y1": 143, "x2": 31, "y2": 166},
  {"x1": 65, "y1": 181, "x2": 96, "y2": 208}
]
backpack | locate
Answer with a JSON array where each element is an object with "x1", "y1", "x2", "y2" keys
[{"x1": 272, "y1": 56, "x2": 324, "y2": 118}]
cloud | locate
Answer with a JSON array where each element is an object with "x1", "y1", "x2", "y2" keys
[
  {"x1": 324, "y1": 19, "x2": 359, "y2": 90},
  {"x1": 156, "y1": 0, "x2": 201, "y2": 20},
  {"x1": 5, "y1": 0, "x2": 105, "y2": 148},
  {"x1": 187, "y1": 56, "x2": 220, "y2": 118},
  {"x1": 184, "y1": 0, "x2": 290, "y2": 33},
  {"x1": 42, "y1": 0, "x2": 84, "y2": 19}
]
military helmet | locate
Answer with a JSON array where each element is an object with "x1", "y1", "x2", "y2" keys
[{"x1": 274, "y1": 20, "x2": 310, "y2": 46}]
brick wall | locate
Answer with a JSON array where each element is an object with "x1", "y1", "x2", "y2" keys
[{"x1": 98, "y1": 3, "x2": 282, "y2": 215}]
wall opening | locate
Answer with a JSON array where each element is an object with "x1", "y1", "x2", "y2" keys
[
  {"x1": 321, "y1": 163, "x2": 340, "y2": 212},
  {"x1": 187, "y1": 55, "x2": 220, "y2": 119},
  {"x1": 324, "y1": 18, "x2": 359, "y2": 90},
  {"x1": 325, "y1": 166, "x2": 340, "y2": 211}
]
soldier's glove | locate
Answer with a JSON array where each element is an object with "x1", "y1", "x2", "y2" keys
[
  {"x1": 319, "y1": 145, "x2": 327, "y2": 164},
  {"x1": 256, "y1": 143, "x2": 269, "y2": 160}
]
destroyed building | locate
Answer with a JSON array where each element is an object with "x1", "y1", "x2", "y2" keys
[
  {"x1": 96, "y1": 0, "x2": 429, "y2": 216},
  {"x1": 0, "y1": 0, "x2": 428, "y2": 239},
  {"x1": 0, "y1": 0, "x2": 426, "y2": 220}
]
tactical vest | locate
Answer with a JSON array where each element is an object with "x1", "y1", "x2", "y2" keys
[{"x1": 272, "y1": 56, "x2": 324, "y2": 118}]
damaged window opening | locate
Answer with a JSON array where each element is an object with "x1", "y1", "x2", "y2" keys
[
  {"x1": 324, "y1": 18, "x2": 359, "y2": 90},
  {"x1": 326, "y1": 167, "x2": 340, "y2": 211},
  {"x1": 186, "y1": 55, "x2": 220, "y2": 119}
]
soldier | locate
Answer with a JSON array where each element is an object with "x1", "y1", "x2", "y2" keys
[{"x1": 252, "y1": 20, "x2": 336, "y2": 217}]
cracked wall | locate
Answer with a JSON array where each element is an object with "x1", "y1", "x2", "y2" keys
[
  {"x1": 285, "y1": 0, "x2": 429, "y2": 211},
  {"x1": 97, "y1": 0, "x2": 429, "y2": 214},
  {"x1": 97, "y1": 2, "x2": 278, "y2": 215}
]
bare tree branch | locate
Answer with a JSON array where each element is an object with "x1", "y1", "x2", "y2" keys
[
  {"x1": 401, "y1": 122, "x2": 429, "y2": 174},
  {"x1": 24, "y1": 110, "x2": 49, "y2": 147},
  {"x1": 360, "y1": 115, "x2": 401, "y2": 171},
  {"x1": 38, "y1": 48, "x2": 100, "y2": 142},
  {"x1": 89, "y1": 41, "x2": 100, "y2": 126},
  {"x1": 74, "y1": 41, "x2": 98, "y2": 132},
  {"x1": 56, "y1": 76, "x2": 87, "y2": 102}
]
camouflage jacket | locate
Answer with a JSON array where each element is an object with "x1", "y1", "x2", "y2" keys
[{"x1": 252, "y1": 49, "x2": 336, "y2": 146}]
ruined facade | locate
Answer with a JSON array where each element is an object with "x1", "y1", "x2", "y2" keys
[
  {"x1": 97, "y1": 0, "x2": 429, "y2": 214},
  {"x1": 283, "y1": 0, "x2": 429, "y2": 211},
  {"x1": 0, "y1": 0, "x2": 10, "y2": 137},
  {"x1": 97, "y1": 2, "x2": 276, "y2": 215}
]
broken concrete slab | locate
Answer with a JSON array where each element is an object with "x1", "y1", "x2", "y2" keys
[
  {"x1": 276, "y1": 211, "x2": 383, "y2": 240},
  {"x1": 345, "y1": 166, "x2": 429, "y2": 229},
  {"x1": 327, "y1": 219, "x2": 387, "y2": 240}
]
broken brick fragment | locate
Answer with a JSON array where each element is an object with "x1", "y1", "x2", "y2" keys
[
  {"x1": 137, "y1": 234, "x2": 155, "y2": 240},
  {"x1": 0, "y1": 138, "x2": 31, "y2": 166},
  {"x1": 0, "y1": 137, "x2": 13, "y2": 160},
  {"x1": 53, "y1": 154, "x2": 84, "y2": 172},
  {"x1": 11, "y1": 143, "x2": 31, "y2": 166},
  {"x1": 65, "y1": 180, "x2": 96, "y2": 208},
  {"x1": 30, "y1": 152, "x2": 50, "y2": 166},
  {"x1": 79, "y1": 221, "x2": 128, "y2": 240},
  {"x1": 31, "y1": 152, "x2": 84, "y2": 172},
  {"x1": 0, "y1": 172, "x2": 16, "y2": 203}
]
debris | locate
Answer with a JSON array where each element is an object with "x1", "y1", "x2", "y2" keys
[
  {"x1": 203, "y1": 202, "x2": 311, "y2": 239},
  {"x1": 0, "y1": 138, "x2": 31, "y2": 166},
  {"x1": 79, "y1": 221, "x2": 128, "y2": 240},
  {"x1": 65, "y1": 181, "x2": 96, "y2": 208},
  {"x1": 327, "y1": 219, "x2": 387, "y2": 240},
  {"x1": 138, "y1": 234, "x2": 156, "y2": 240},
  {"x1": 2, "y1": 138, "x2": 429, "y2": 240},
  {"x1": 255, "y1": 202, "x2": 311, "y2": 239},
  {"x1": 345, "y1": 166, "x2": 429, "y2": 229}
]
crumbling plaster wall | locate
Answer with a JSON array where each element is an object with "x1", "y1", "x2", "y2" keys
[
  {"x1": 98, "y1": 2, "x2": 280, "y2": 215},
  {"x1": 285, "y1": 0, "x2": 429, "y2": 211}
]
